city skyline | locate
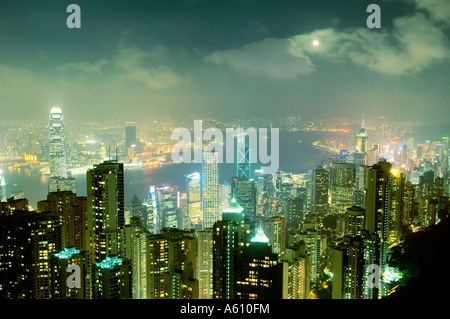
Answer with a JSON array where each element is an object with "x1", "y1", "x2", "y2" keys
[
  {"x1": 0, "y1": 0, "x2": 449, "y2": 124},
  {"x1": 0, "y1": 0, "x2": 449, "y2": 304}
]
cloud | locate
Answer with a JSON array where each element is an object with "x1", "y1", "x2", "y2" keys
[
  {"x1": 112, "y1": 46, "x2": 188, "y2": 89},
  {"x1": 290, "y1": 13, "x2": 449, "y2": 76},
  {"x1": 206, "y1": 0, "x2": 449, "y2": 78},
  {"x1": 413, "y1": 0, "x2": 450, "y2": 25},
  {"x1": 56, "y1": 59, "x2": 108, "y2": 74},
  {"x1": 204, "y1": 38, "x2": 315, "y2": 79}
]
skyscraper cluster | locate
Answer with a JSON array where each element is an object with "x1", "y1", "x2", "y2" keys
[{"x1": 0, "y1": 113, "x2": 449, "y2": 300}]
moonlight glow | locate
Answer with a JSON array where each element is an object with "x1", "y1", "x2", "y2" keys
[{"x1": 313, "y1": 40, "x2": 319, "y2": 46}]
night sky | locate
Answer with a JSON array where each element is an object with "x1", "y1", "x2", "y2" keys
[{"x1": 0, "y1": 0, "x2": 449, "y2": 123}]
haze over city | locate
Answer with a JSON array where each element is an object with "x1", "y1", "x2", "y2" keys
[{"x1": 0, "y1": 0, "x2": 449, "y2": 123}]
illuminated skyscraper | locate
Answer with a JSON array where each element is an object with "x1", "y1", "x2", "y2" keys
[
  {"x1": 202, "y1": 151, "x2": 219, "y2": 229},
  {"x1": 344, "y1": 206, "x2": 365, "y2": 237},
  {"x1": 235, "y1": 227, "x2": 284, "y2": 299},
  {"x1": 187, "y1": 172, "x2": 202, "y2": 227},
  {"x1": 282, "y1": 243, "x2": 310, "y2": 299},
  {"x1": 0, "y1": 170, "x2": 6, "y2": 202},
  {"x1": 236, "y1": 129, "x2": 251, "y2": 179},
  {"x1": 332, "y1": 232, "x2": 378, "y2": 299},
  {"x1": 86, "y1": 160, "x2": 124, "y2": 298},
  {"x1": 125, "y1": 122, "x2": 137, "y2": 147},
  {"x1": 49, "y1": 107, "x2": 67, "y2": 178},
  {"x1": 0, "y1": 210, "x2": 33, "y2": 299},
  {"x1": 86, "y1": 160, "x2": 124, "y2": 263},
  {"x1": 30, "y1": 212, "x2": 62, "y2": 299},
  {"x1": 356, "y1": 124, "x2": 368, "y2": 154},
  {"x1": 155, "y1": 186, "x2": 182, "y2": 230},
  {"x1": 330, "y1": 162, "x2": 356, "y2": 214},
  {"x1": 311, "y1": 167, "x2": 329, "y2": 216},
  {"x1": 263, "y1": 215, "x2": 286, "y2": 256},
  {"x1": 213, "y1": 198, "x2": 251, "y2": 299},
  {"x1": 37, "y1": 191, "x2": 87, "y2": 250},
  {"x1": 197, "y1": 229, "x2": 213, "y2": 299},
  {"x1": 50, "y1": 247, "x2": 86, "y2": 299},
  {"x1": 93, "y1": 256, "x2": 132, "y2": 299},
  {"x1": 231, "y1": 177, "x2": 256, "y2": 222},
  {"x1": 48, "y1": 107, "x2": 75, "y2": 192}
]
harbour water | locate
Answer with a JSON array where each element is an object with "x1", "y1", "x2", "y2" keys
[{"x1": 1, "y1": 131, "x2": 335, "y2": 208}]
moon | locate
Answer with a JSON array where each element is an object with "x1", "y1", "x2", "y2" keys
[{"x1": 313, "y1": 40, "x2": 319, "y2": 46}]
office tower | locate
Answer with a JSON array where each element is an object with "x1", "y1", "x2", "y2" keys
[
  {"x1": 296, "y1": 230, "x2": 321, "y2": 285},
  {"x1": 93, "y1": 256, "x2": 132, "y2": 299},
  {"x1": 275, "y1": 172, "x2": 294, "y2": 216},
  {"x1": 125, "y1": 122, "x2": 137, "y2": 149},
  {"x1": 283, "y1": 243, "x2": 311, "y2": 299},
  {"x1": 202, "y1": 151, "x2": 219, "y2": 229},
  {"x1": 332, "y1": 232, "x2": 378, "y2": 299},
  {"x1": 121, "y1": 222, "x2": 149, "y2": 299},
  {"x1": 284, "y1": 195, "x2": 304, "y2": 231},
  {"x1": 196, "y1": 229, "x2": 213, "y2": 299},
  {"x1": 48, "y1": 107, "x2": 74, "y2": 192},
  {"x1": 187, "y1": 172, "x2": 202, "y2": 227},
  {"x1": 213, "y1": 198, "x2": 252, "y2": 299},
  {"x1": 50, "y1": 247, "x2": 86, "y2": 299},
  {"x1": 344, "y1": 206, "x2": 365, "y2": 237},
  {"x1": 253, "y1": 173, "x2": 276, "y2": 217},
  {"x1": 0, "y1": 170, "x2": 6, "y2": 202},
  {"x1": 236, "y1": 130, "x2": 251, "y2": 179},
  {"x1": 263, "y1": 216, "x2": 286, "y2": 256},
  {"x1": 37, "y1": 191, "x2": 86, "y2": 249},
  {"x1": 0, "y1": 210, "x2": 33, "y2": 299},
  {"x1": 144, "y1": 185, "x2": 158, "y2": 234},
  {"x1": 155, "y1": 186, "x2": 182, "y2": 230},
  {"x1": 86, "y1": 160, "x2": 124, "y2": 298},
  {"x1": 31, "y1": 212, "x2": 62, "y2": 299},
  {"x1": 49, "y1": 107, "x2": 67, "y2": 178},
  {"x1": 356, "y1": 124, "x2": 368, "y2": 153},
  {"x1": 231, "y1": 177, "x2": 256, "y2": 222},
  {"x1": 312, "y1": 168, "x2": 329, "y2": 216},
  {"x1": 235, "y1": 227, "x2": 284, "y2": 299},
  {"x1": 330, "y1": 162, "x2": 356, "y2": 214}
]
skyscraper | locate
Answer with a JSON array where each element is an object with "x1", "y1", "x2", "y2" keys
[
  {"x1": 312, "y1": 167, "x2": 329, "y2": 216},
  {"x1": 236, "y1": 129, "x2": 251, "y2": 179},
  {"x1": 196, "y1": 228, "x2": 213, "y2": 299},
  {"x1": 356, "y1": 124, "x2": 368, "y2": 154},
  {"x1": 235, "y1": 227, "x2": 284, "y2": 299},
  {"x1": 93, "y1": 256, "x2": 132, "y2": 299},
  {"x1": 187, "y1": 172, "x2": 202, "y2": 227},
  {"x1": 48, "y1": 107, "x2": 75, "y2": 193},
  {"x1": 231, "y1": 177, "x2": 256, "y2": 222},
  {"x1": 202, "y1": 151, "x2": 219, "y2": 229},
  {"x1": 50, "y1": 247, "x2": 86, "y2": 299},
  {"x1": 213, "y1": 198, "x2": 252, "y2": 299},
  {"x1": 86, "y1": 160, "x2": 124, "y2": 298},
  {"x1": 0, "y1": 170, "x2": 6, "y2": 202},
  {"x1": 330, "y1": 162, "x2": 356, "y2": 214}
]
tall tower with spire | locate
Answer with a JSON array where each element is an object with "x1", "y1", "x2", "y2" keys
[
  {"x1": 356, "y1": 123, "x2": 368, "y2": 154},
  {"x1": 48, "y1": 107, "x2": 75, "y2": 193}
]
